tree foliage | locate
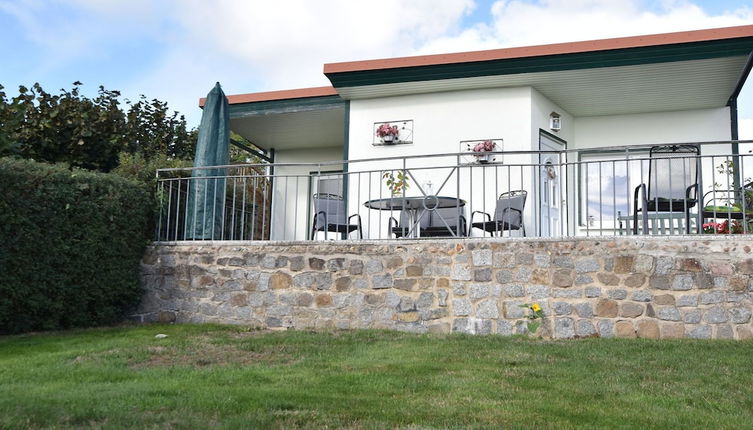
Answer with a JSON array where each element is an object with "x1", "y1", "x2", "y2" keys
[{"x1": 0, "y1": 82, "x2": 197, "y2": 172}]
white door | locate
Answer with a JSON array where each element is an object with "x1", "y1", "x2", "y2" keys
[{"x1": 539, "y1": 133, "x2": 565, "y2": 237}]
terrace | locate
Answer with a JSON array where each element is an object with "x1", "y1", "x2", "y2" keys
[{"x1": 154, "y1": 140, "x2": 753, "y2": 242}]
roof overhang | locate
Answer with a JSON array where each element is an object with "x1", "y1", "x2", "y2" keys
[
  {"x1": 216, "y1": 87, "x2": 345, "y2": 151},
  {"x1": 323, "y1": 25, "x2": 753, "y2": 116}
]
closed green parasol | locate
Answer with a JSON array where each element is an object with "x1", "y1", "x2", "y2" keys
[{"x1": 186, "y1": 82, "x2": 230, "y2": 239}]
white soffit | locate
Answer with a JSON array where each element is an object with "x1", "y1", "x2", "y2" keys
[
  {"x1": 230, "y1": 107, "x2": 344, "y2": 151},
  {"x1": 336, "y1": 56, "x2": 748, "y2": 116}
]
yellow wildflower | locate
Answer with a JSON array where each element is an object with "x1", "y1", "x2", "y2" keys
[{"x1": 531, "y1": 303, "x2": 541, "y2": 312}]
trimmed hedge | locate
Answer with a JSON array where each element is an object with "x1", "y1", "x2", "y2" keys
[{"x1": 0, "y1": 158, "x2": 152, "y2": 334}]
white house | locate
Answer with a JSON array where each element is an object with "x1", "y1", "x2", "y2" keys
[{"x1": 185, "y1": 25, "x2": 753, "y2": 242}]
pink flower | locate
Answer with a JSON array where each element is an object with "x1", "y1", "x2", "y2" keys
[
  {"x1": 472, "y1": 140, "x2": 495, "y2": 152},
  {"x1": 376, "y1": 124, "x2": 399, "y2": 138}
]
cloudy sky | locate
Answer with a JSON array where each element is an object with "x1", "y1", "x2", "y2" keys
[{"x1": 1, "y1": 0, "x2": 753, "y2": 134}]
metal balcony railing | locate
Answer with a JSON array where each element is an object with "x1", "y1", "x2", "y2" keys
[{"x1": 154, "y1": 140, "x2": 753, "y2": 242}]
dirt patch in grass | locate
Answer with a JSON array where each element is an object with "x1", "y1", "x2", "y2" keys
[
  {"x1": 130, "y1": 336, "x2": 296, "y2": 369},
  {"x1": 68, "y1": 333, "x2": 296, "y2": 369}
]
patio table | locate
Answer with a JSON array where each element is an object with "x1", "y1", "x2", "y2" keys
[{"x1": 363, "y1": 195, "x2": 466, "y2": 238}]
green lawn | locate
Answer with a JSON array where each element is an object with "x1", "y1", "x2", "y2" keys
[{"x1": 1, "y1": 325, "x2": 752, "y2": 429}]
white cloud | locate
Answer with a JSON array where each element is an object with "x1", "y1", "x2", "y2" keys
[
  {"x1": 7, "y1": 0, "x2": 752, "y2": 125},
  {"x1": 740, "y1": 118, "x2": 753, "y2": 140},
  {"x1": 417, "y1": 0, "x2": 753, "y2": 54}
]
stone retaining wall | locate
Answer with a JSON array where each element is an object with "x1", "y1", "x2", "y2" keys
[{"x1": 136, "y1": 237, "x2": 753, "y2": 339}]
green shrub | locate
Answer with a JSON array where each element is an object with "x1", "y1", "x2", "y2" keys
[
  {"x1": 0, "y1": 157, "x2": 152, "y2": 334},
  {"x1": 111, "y1": 151, "x2": 192, "y2": 188}
]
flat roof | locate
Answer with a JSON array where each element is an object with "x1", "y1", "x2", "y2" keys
[
  {"x1": 216, "y1": 25, "x2": 753, "y2": 105},
  {"x1": 324, "y1": 25, "x2": 753, "y2": 74},
  {"x1": 200, "y1": 86, "x2": 337, "y2": 107}
]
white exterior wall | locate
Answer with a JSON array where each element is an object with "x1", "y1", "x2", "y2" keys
[
  {"x1": 572, "y1": 107, "x2": 732, "y2": 235},
  {"x1": 574, "y1": 108, "x2": 730, "y2": 148},
  {"x1": 271, "y1": 147, "x2": 343, "y2": 240},
  {"x1": 347, "y1": 87, "x2": 537, "y2": 239}
]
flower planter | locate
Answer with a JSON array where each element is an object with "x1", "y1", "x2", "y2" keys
[
  {"x1": 475, "y1": 153, "x2": 492, "y2": 164},
  {"x1": 382, "y1": 135, "x2": 396, "y2": 144}
]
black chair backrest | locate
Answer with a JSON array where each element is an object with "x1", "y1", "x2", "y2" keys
[
  {"x1": 494, "y1": 190, "x2": 527, "y2": 228},
  {"x1": 648, "y1": 145, "x2": 699, "y2": 200},
  {"x1": 397, "y1": 210, "x2": 431, "y2": 229},
  {"x1": 428, "y1": 207, "x2": 464, "y2": 228},
  {"x1": 313, "y1": 193, "x2": 346, "y2": 228}
]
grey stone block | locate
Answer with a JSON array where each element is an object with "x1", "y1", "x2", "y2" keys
[
  {"x1": 687, "y1": 325, "x2": 712, "y2": 339},
  {"x1": 438, "y1": 289, "x2": 449, "y2": 307},
  {"x1": 554, "y1": 318, "x2": 575, "y2": 338},
  {"x1": 452, "y1": 318, "x2": 469, "y2": 333},
  {"x1": 586, "y1": 287, "x2": 602, "y2": 298},
  {"x1": 575, "y1": 320, "x2": 597, "y2": 337},
  {"x1": 526, "y1": 285, "x2": 550, "y2": 300},
  {"x1": 451, "y1": 265, "x2": 472, "y2": 281},
  {"x1": 503, "y1": 300, "x2": 526, "y2": 318},
  {"x1": 553, "y1": 301, "x2": 572, "y2": 316},
  {"x1": 534, "y1": 254, "x2": 551, "y2": 268},
  {"x1": 703, "y1": 306, "x2": 729, "y2": 324},
  {"x1": 515, "y1": 253, "x2": 534, "y2": 265},
  {"x1": 634, "y1": 255, "x2": 655, "y2": 273},
  {"x1": 574, "y1": 302, "x2": 593, "y2": 318},
  {"x1": 676, "y1": 295, "x2": 698, "y2": 307},
  {"x1": 474, "y1": 268, "x2": 492, "y2": 282},
  {"x1": 348, "y1": 260, "x2": 364, "y2": 275},
  {"x1": 372, "y1": 273, "x2": 393, "y2": 289},
  {"x1": 365, "y1": 260, "x2": 383, "y2": 274},
  {"x1": 655, "y1": 257, "x2": 675, "y2": 275},
  {"x1": 496, "y1": 270, "x2": 513, "y2": 284},
  {"x1": 452, "y1": 282, "x2": 466, "y2": 296},
  {"x1": 729, "y1": 307, "x2": 752, "y2": 324},
  {"x1": 575, "y1": 258, "x2": 600, "y2": 273},
  {"x1": 477, "y1": 299, "x2": 500, "y2": 319},
  {"x1": 385, "y1": 291, "x2": 401, "y2": 308},
  {"x1": 553, "y1": 256, "x2": 574, "y2": 268},
  {"x1": 607, "y1": 289, "x2": 627, "y2": 300},
  {"x1": 469, "y1": 284, "x2": 490, "y2": 300},
  {"x1": 671, "y1": 274, "x2": 694, "y2": 291},
  {"x1": 326, "y1": 258, "x2": 346, "y2": 272},
  {"x1": 398, "y1": 296, "x2": 415, "y2": 312},
  {"x1": 575, "y1": 274, "x2": 594, "y2": 285},
  {"x1": 472, "y1": 249, "x2": 492, "y2": 266},
  {"x1": 514, "y1": 267, "x2": 533, "y2": 282},
  {"x1": 598, "y1": 320, "x2": 615, "y2": 338},
  {"x1": 496, "y1": 320, "x2": 513, "y2": 335},
  {"x1": 631, "y1": 290, "x2": 652, "y2": 302},
  {"x1": 452, "y1": 299, "x2": 472, "y2": 316},
  {"x1": 553, "y1": 289, "x2": 582, "y2": 298},
  {"x1": 699, "y1": 291, "x2": 725, "y2": 305},
  {"x1": 717, "y1": 325, "x2": 734, "y2": 339},
  {"x1": 504, "y1": 284, "x2": 524, "y2": 297},
  {"x1": 683, "y1": 309, "x2": 702, "y2": 324},
  {"x1": 657, "y1": 307, "x2": 681, "y2": 321},
  {"x1": 416, "y1": 292, "x2": 434, "y2": 310},
  {"x1": 261, "y1": 255, "x2": 277, "y2": 269},
  {"x1": 726, "y1": 292, "x2": 748, "y2": 303}
]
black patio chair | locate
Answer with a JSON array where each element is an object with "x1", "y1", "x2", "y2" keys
[
  {"x1": 701, "y1": 188, "x2": 753, "y2": 222},
  {"x1": 310, "y1": 193, "x2": 362, "y2": 240},
  {"x1": 470, "y1": 190, "x2": 527, "y2": 236},
  {"x1": 389, "y1": 207, "x2": 467, "y2": 238},
  {"x1": 633, "y1": 145, "x2": 699, "y2": 234}
]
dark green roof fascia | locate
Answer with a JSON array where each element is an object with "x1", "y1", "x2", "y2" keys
[
  {"x1": 326, "y1": 38, "x2": 753, "y2": 88},
  {"x1": 228, "y1": 95, "x2": 345, "y2": 119}
]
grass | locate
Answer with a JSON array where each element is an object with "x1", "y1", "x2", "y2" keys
[{"x1": 1, "y1": 325, "x2": 753, "y2": 429}]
